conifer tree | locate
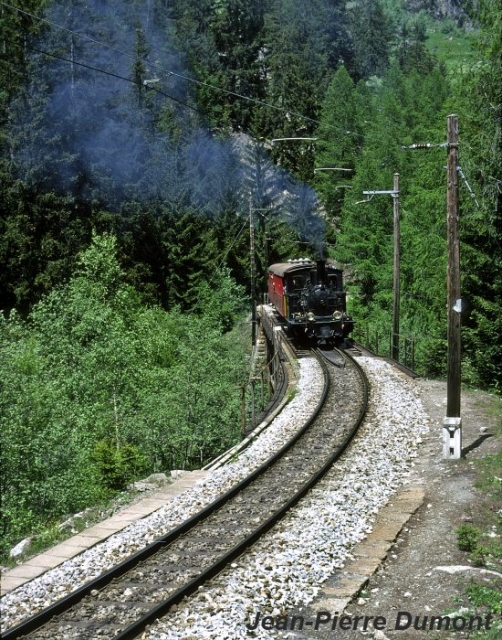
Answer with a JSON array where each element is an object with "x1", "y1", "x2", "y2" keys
[
  {"x1": 459, "y1": 0, "x2": 502, "y2": 389},
  {"x1": 350, "y1": 0, "x2": 392, "y2": 79},
  {"x1": 315, "y1": 66, "x2": 363, "y2": 222}
]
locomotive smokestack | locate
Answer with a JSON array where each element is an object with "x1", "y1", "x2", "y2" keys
[
  {"x1": 316, "y1": 241, "x2": 327, "y2": 284},
  {"x1": 317, "y1": 243, "x2": 325, "y2": 261},
  {"x1": 316, "y1": 260, "x2": 327, "y2": 285}
]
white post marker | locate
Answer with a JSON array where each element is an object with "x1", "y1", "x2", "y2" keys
[{"x1": 443, "y1": 416, "x2": 462, "y2": 459}]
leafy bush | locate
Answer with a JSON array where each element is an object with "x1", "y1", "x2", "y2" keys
[
  {"x1": 466, "y1": 584, "x2": 502, "y2": 615},
  {"x1": 0, "y1": 233, "x2": 249, "y2": 559},
  {"x1": 456, "y1": 523, "x2": 481, "y2": 552}
]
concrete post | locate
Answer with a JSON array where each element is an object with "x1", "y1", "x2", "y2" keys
[{"x1": 443, "y1": 417, "x2": 462, "y2": 459}]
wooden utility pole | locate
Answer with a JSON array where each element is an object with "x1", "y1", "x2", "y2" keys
[
  {"x1": 362, "y1": 176, "x2": 400, "y2": 361},
  {"x1": 443, "y1": 114, "x2": 462, "y2": 458},
  {"x1": 392, "y1": 173, "x2": 400, "y2": 362},
  {"x1": 250, "y1": 201, "x2": 257, "y2": 346},
  {"x1": 446, "y1": 114, "x2": 461, "y2": 416}
]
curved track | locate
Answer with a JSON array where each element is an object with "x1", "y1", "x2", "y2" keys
[{"x1": 2, "y1": 349, "x2": 368, "y2": 640}]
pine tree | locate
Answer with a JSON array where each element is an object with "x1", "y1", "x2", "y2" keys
[
  {"x1": 350, "y1": 0, "x2": 393, "y2": 79},
  {"x1": 315, "y1": 66, "x2": 363, "y2": 222},
  {"x1": 459, "y1": 0, "x2": 502, "y2": 389},
  {"x1": 205, "y1": 0, "x2": 266, "y2": 129}
]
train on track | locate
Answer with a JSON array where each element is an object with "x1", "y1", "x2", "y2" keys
[{"x1": 267, "y1": 259, "x2": 354, "y2": 344}]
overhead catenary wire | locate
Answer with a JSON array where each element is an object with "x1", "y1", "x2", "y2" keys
[
  {"x1": 1, "y1": 0, "x2": 359, "y2": 137},
  {"x1": 20, "y1": 41, "x2": 201, "y2": 113},
  {"x1": 7, "y1": 0, "x2": 485, "y2": 210}
]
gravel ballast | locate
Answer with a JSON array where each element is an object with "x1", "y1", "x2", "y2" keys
[
  {"x1": 143, "y1": 357, "x2": 430, "y2": 639},
  {"x1": 1, "y1": 356, "x2": 430, "y2": 638}
]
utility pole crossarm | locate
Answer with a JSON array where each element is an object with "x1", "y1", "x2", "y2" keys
[
  {"x1": 401, "y1": 142, "x2": 448, "y2": 149},
  {"x1": 362, "y1": 190, "x2": 399, "y2": 197},
  {"x1": 359, "y1": 175, "x2": 400, "y2": 362}
]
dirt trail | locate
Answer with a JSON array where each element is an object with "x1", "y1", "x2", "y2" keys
[{"x1": 286, "y1": 377, "x2": 501, "y2": 640}]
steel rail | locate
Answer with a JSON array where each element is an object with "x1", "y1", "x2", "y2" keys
[
  {"x1": 3, "y1": 348, "x2": 369, "y2": 640},
  {"x1": 115, "y1": 348, "x2": 369, "y2": 640},
  {"x1": 2, "y1": 352, "x2": 330, "y2": 640}
]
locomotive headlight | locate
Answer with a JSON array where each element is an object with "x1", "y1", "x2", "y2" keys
[
  {"x1": 307, "y1": 312, "x2": 316, "y2": 322},
  {"x1": 333, "y1": 310, "x2": 343, "y2": 321}
]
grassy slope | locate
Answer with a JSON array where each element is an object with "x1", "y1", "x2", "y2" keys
[{"x1": 426, "y1": 26, "x2": 478, "y2": 71}]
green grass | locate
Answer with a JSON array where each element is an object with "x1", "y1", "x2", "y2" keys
[
  {"x1": 426, "y1": 28, "x2": 479, "y2": 71},
  {"x1": 455, "y1": 395, "x2": 502, "y2": 638},
  {"x1": 466, "y1": 584, "x2": 502, "y2": 616}
]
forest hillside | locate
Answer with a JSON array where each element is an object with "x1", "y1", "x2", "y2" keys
[{"x1": 0, "y1": 0, "x2": 500, "y2": 556}]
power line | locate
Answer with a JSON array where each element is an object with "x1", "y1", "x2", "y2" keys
[
  {"x1": 1, "y1": 1, "x2": 139, "y2": 63},
  {"x1": 1, "y1": 0, "x2": 358, "y2": 136},
  {"x1": 19, "y1": 42, "x2": 201, "y2": 113}
]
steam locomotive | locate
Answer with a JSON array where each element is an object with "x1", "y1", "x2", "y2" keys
[{"x1": 267, "y1": 259, "x2": 354, "y2": 344}]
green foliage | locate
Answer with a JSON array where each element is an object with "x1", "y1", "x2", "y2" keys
[
  {"x1": 456, "y1": 523, "x2": 481, "y2": 551},
  {"x1": 466, "y1": 584, "x2": 502, "y2": 615},
  {"x1": 252, "y1": 0, "x2": 354, "y2": 179},
  {"x1": 426, "y1": 29, "x2": 477, "y2": 71},
  {"x1": 454, "y1": 0, "x2": 502, "y2": 392},
  {"x1": 350, "y1": 0, "x2": 393, "y2": 79},
  {"x1": 0, "y1": 233, "x2": 249, "y2": 559},
  {"x1": 457, "y1": 407, "x2": 502, "y2": 634},
  {"x1": 330, "y1": 51, "x2": 457, "y2": 376},
  {"x1": 0, "y1": 175, "x2": 103, "y2": 313},
  {"x1": 315, "y1": 67, "x2": 363, "y2": 221},
  {"x1": 92, "y1": 440, "x2": 147, "y2": 491},
  {"x1": 0, "y1": 0, "x2": 49, "y2": 116},
  {"x1": 1, "y1": 0, "x2": 500, "y2": 567},
  {"x1": 193, "y1": 267, "x2": 247, "y2": 332}
]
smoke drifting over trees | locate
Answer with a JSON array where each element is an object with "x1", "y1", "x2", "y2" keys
[{"x1": 1, "y1": 0, "x2": 500, "y2": 390}]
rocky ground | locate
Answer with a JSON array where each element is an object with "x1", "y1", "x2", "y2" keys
[{"x1": 287, "y1": 377, "x2": 502, "y2": 640}]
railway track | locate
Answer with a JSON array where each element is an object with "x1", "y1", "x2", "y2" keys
[{"x1": 2, "y1": 348, "x2": 368, "y2": 640}]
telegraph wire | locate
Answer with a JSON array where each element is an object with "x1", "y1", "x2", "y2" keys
[
  {"x1": 1, "y1": 1, "x2": 137, "y2": 63},
  {"x1": 18, "y1": 41, "x2": 201, "y2": 113},
  {"x1": 12, "y1": 36, "x2": 258, "y2": 289},
  {"x1": 1, "y1": 0, "x2": 359, "y2": 136},
  {"x1": 5, "y1": 1, "x2": 485, "y2": 205}
]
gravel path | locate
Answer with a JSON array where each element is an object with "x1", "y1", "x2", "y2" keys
[
  {"x1": 309, "y1": 377, "x2": 502, "y2": 640},
  {"x1": 265, "y1": 379, "x2": 502, "y2": 640}
]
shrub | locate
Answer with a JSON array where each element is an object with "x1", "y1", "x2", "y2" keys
[
  {"x1": 92, "y1": 439, "x2": 147, "y2": 491},
  {"x1": 456, "y1": 523, "x2": 481, "y2": 552}
]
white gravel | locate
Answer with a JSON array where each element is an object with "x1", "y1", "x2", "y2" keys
[
  {"x1": 143, "y1": 357, "x2": 431, "y2": 639},
  {"x1": 1, "y1": 357, "x2": 431, "y2": 639}
]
